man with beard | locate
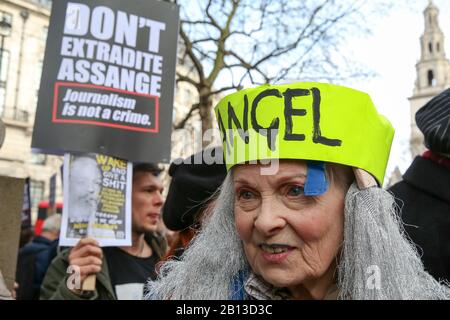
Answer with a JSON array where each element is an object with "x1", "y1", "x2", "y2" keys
[{"x1": 40, "y1": 163, "x2": 167, "y2": 300}]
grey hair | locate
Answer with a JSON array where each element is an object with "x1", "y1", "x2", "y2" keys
[
  {"x1": 146, "y1": 173, "x2": 450, "y2": 300},
  {"x1": 338, "y1": 183, "x2": 450, "y2": 299},
  {"x1": 42, "y1": 214, "x2": 61, "y2": 233},
  {"x1": 146, "y1": 172, "x2": 247, "y2": 299}
]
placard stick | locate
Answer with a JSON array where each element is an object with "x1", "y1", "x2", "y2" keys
[{"x1": 82, "y1": 274, "x2": 96, "y2": 291}]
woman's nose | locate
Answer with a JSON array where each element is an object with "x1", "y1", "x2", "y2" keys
[{"x1": 254, "y1": 199, "x2": 286, "y2": 236}]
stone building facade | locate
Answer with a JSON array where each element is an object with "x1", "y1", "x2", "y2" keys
[{"x1": 0, "y1": 0, "x2": 60, "y2": 218}]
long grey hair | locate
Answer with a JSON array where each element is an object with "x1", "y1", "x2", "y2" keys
[{"x1": 145, "y1": 170, "x2": 450, "y2": 300}]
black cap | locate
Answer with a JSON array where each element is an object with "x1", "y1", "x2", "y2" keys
[
  {"x1": 416, "y1": 88, "x2": 450, "y2": 154},
  {"x1": 162, "y1": 147, "x2": 227, "y2": 231}
]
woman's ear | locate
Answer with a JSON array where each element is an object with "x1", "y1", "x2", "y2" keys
[{"x1": 352, "y1": 168, "x2": 377, "y2": 190}]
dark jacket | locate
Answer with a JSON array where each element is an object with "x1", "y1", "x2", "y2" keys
[
  {"x1": 16, "y1": 236, "x2": 58, "y2": 300},
  {"x1": 40, "y1": 233, "x2": 167, "y2": 300},
  {"x1": 389, "y1": 156, "x2": 450, "y2": 282}
]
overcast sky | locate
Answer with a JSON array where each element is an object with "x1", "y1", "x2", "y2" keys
[
  {"x1": 190, "y1": 0, "x2": 450, "y2": 182},
  {"x1": 342, "y1": 0, "x2": 450, "y2": 181}
]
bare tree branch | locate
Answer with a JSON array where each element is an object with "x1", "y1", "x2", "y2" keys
[
  {"x1": 172, "y1": 0, "x2": 388, "y2": 134},
  {"x1": 179, "y1": 26, "x2": 205, "y2": 83},
  {"x1": 176, "y1": 72, "x2": 199, "y2": 87},
  {"x1": 205, "y1": 0, "x2": 240, "y2": 86},
  {"x1": 205, "y1": 0, "x2": 222, "y2": 31},
  {"x1": 209, "y1": 86, "x2": 240, "y2": 96},
  {"x1": 174, "y1": 103, "x2": 199, "y2": 129}
]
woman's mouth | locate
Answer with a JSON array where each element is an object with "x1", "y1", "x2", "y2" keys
[{"x1": 259, "y1": 243, "x2": 294, "y2": 262}]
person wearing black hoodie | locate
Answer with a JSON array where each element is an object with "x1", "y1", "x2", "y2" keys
[
  {"x1": 390, "y1": 88, "x2": 450, "y2": 283},
  {"x1": 16, "y1": 214, "x2": 61, "y2": 300}
]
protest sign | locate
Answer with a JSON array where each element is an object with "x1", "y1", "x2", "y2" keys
[
  {"x1": 32, "y1": 0, "x2": 179, "y2": 163},
  {"x1": 60, "y1": 153, "x2": 132, "y2": 247}
]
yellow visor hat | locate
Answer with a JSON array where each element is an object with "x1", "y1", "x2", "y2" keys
[{"x1": 214, "y1": 82, "x2": 394, "y2": 186}]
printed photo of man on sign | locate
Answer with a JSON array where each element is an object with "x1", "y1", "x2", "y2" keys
[{"x1": 60, "y1": 153, "x2": 132, "y2": 247}]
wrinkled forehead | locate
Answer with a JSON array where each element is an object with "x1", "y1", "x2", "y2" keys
[{"x1": 232, "y1": 159, "x2": 307, "y2": 181}]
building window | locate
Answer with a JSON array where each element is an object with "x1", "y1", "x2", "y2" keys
[
  {"x1": 35, "y1": 60, "x2": 43, "y2": 97},
  {"x1": 30, "y1": 0, "x2": 52, "y2": 8},
  {"x1": 0, "y1": 50, "x2": 9, "y2": 117},
  {"x1": 0, "y1": 10, "x2": 11, "y2": 117},
  {"x1": 40, "y1": 0, "x2": 52, "y2": 6},
  {"x1": 429, "y1": 42, "x2": 433, "y2": 53},
  {"x1": 42, "y1": 26, "x2": 48, "y2": 43},
  {"x1": 0, "y1": 86, "x2": 5, "y2": 117},
  {"x1": 428, "y1": 69, "x2": 436, "y2": 87},
  {"x1": 437, "y1": 42, "x2": 440, "y2": 52},
  {"x1": 31, "y1": 153, "x2": 47, "y2": 165},
  {"x1": 30, "y1": 180, "x2": 45, "y2": 209}
]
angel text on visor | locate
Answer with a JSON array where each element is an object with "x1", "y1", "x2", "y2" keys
[{"x1": 217, "y1": 87, "x2": 343, "y2": 152}]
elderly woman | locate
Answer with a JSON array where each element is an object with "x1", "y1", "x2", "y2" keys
[{"x1": 147, "y1": 83, "x2": 450, "y2": 300}]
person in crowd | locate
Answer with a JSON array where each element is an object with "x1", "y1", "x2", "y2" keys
[
  {"x1": 40, "y1": 163, "x2": 167, "y2": 300},
  {"x1": 161, "y1": 147, "x2": 226, "y2": 260},
  {"x1": 156, "y1": 219, "x2": 177, "y2": 249},
  {"x1": 18, "y1": 227, "x2": 34, "y2": 249},
  {"x1": 146, "y1": 82, "x2": 450, "y2": 300},
  {"x1": 16, "y1": 214, "x2": 61, "y2": 300},
  {"x1": 390, "y1": 88, "x2": 450, "y2": 283}
]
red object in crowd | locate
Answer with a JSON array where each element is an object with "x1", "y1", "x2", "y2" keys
[
  {"x1": 34, "y1": 201, "x2": 63, "y2": 236},
  {"x1": 422, "y1": 150, "x2": 450, "y2": 169}
]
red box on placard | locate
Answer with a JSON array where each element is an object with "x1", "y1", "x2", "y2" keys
[{"x1": 52, "y1": 82, "x2": 159, "y2": 133}]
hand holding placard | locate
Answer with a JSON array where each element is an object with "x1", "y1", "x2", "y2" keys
[{"x1": 67, "y1": 238, "x2": 102, "y2": 294}]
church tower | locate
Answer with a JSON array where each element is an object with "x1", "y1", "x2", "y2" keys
[{"x1": 409, "y1": 0, "x2": 450, "y2": 156}]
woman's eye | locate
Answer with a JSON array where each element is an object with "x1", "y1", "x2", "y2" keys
[
  {"x1": 287, "y1": 185, "x2": 304, "y2": 197},
  {"x1": 239, "y1": 190, "x2": 254, "y2": 200}
]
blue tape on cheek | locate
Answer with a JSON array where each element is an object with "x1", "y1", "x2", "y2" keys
[{"x1": 304, "y1": 161, "x2": 328, "y2": 196}]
